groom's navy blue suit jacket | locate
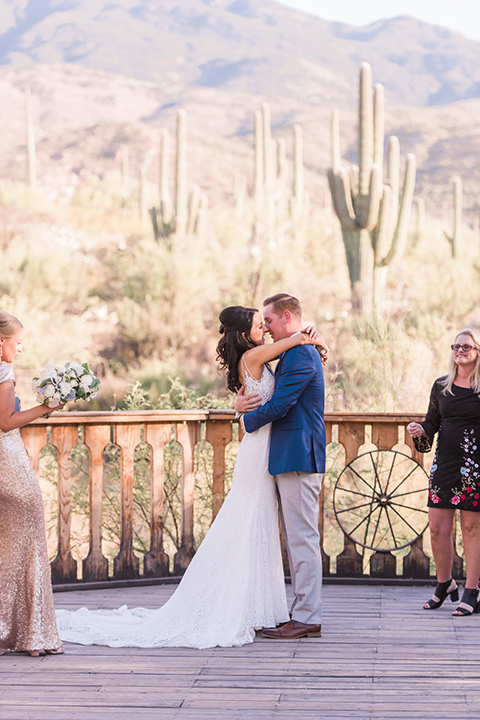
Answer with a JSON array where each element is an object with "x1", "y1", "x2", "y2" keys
[{"x1": 243, "y1": 345, "x2": 325, "y2": 475}]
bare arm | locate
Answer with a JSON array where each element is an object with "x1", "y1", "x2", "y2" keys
[
  {"x1": 242, "y1": 331, "x2": 327, "y2": 381},
  {"x1": 235, "y1": 330, "x2": 328, "y2": 414},
  {"x1": 0, "y1": 382, "x2": 62, "y2": 433}
]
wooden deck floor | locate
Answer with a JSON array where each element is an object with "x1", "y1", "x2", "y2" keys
[{"x1": 1, "y1": 583, "x2": 480, "y2": 719}]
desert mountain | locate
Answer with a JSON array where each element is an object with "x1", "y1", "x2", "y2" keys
[
  {"x1": 1, "y1": 0, "x2": 479, "y2": 107},
  {"x1": 0, "y1": 0, "x2": 479, "y2": 213}
]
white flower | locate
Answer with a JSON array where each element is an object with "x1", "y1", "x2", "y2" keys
[
  {"x1": 42, "y1": 363, "x2": 62, "y2": 379},
  {"x1": 60, "y1": 381, "x2": 71, "y2": 395},
  {"x1": 80, "y1": 375, "x2": 93, "y2": 390},
  {"x1": 65, "y1": 362, "x2": 84, "y2": 377},
  {"x1": 45, "y1": 391, "x2": 62, "y2": 408}
]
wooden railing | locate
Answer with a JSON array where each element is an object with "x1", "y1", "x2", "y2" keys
[{"x1": 20, "y1": 411, "x2": 457, "y2": 585}]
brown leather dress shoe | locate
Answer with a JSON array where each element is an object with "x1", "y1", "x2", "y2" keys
[{"x1": 262, "y1": 620, "x2": 322, "y2": 639}]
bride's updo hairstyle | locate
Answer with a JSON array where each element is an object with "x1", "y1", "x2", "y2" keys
[
  {"x1": 0, "y1": 311, "x2": 23, "y2": 339},
  {"x1": 216, "y1": 306, "x2": 258, "y2": 392}
]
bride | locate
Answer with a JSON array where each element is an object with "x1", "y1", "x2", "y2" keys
[{"x1": 56, "y1": 305, "x2": 327, "y2": 649}]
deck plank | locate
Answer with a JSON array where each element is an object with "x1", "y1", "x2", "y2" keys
[{"x1": 1, "y1": 584, "x2": 480, "y2": 719}]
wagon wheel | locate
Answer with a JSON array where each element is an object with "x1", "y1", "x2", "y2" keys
[{"x1": 333, "y1": 449, "x2": 429, "y2": 552}]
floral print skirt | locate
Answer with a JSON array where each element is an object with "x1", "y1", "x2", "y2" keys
[{"x1": 428, "y1": 423, "x2": 480, "y2": 510}]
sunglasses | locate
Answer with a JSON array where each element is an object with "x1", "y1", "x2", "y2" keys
[{"x1": 451, "y1": 344, "x2": 477, "y2": 352}]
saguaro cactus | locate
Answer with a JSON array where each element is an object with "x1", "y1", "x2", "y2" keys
[
  {"x1": 414, "y1": 197, "x2": 425, "y2": 245},
  {"x1": 175, "y1": 109, "x2": 188, "y2": 236},
  {"x1": 328, "y1": 63, "x2": 416, "y2": 315},
  {"x1": 251, "y1": 104, "x2": 308, "y2": 243},
  {"x1": 150, "y1": 110, "x2": 207, "y2": 240},
  {"x1": 444, "y1": 175, "x2": 463, "y2": 258}
]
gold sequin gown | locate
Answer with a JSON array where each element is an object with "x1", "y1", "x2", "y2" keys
[{"x1": 0, "y1": 363, "x2": 61, "y2": 653}]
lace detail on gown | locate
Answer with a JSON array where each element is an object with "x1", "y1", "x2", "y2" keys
[{"x1": 56, "y1": 363, "x2": 289, "y2": 648}]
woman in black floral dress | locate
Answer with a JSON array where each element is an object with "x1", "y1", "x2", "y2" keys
[{"x1": 408, "y1": 328, "x2": 480, "y2": 616}]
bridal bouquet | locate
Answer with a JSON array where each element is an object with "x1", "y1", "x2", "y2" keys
[{"x1": 32, "y1": 362, "x2": 100, "y2": 409}]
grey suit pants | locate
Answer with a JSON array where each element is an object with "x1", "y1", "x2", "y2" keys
[{"x1": 275, "y1": 470, "x2": 323, "y2": 625}]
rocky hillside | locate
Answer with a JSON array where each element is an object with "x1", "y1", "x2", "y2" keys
[
  {"x1": 2, "y1": 0, "x2": 479, "y2": 107},
  {"x1": 0, "y1": 0, "x2": 479, "y2": 213}
]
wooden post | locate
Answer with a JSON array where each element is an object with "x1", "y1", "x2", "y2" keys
[
  {"x1": 21, "y1": 425, "x2": 47, "y2": 475},
  {"x1": 320, "y1": 422, "x2": 332, "y2": 576},
  {"x1": 403, "y1": 536, "x2": 431, "y2": 578},
  {"x1": 50, "y1": 425, "x2": 78, "y2": 584},
  {"x1": 174, "y1": 421, "x2": 201, "y2": 574},
  {"x1": 370, "y1": 551, "x2": 396, "y2": 577},
  {"x1": 205, "y1": 420, "x2": 233, "y2": 520},
  {"x1": 113, "y1": 424, "x2": 141, "y2": 579},
  {"x1": 143, "y1": 424, "x2": 171, "y2": 577},
  {"x1": 82, "y1": 425, "x2": 110, "y2": 582}
]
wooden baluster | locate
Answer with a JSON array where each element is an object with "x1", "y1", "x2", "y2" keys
[
  {"x1": 82, "y1": 425, "x2": 110, "y2": 582},
  {"x1": 369, "y1": 548, "x2": 396, "y2": 577},
  {"x1": 113, "y1": 424, "x2": 141, "y2": 579},
  {"x1": 205, "y1": 420, "x2": 233, "y2": 520},
  {"x1": 403, "y1": 536, "x2": 431, "y2": 578},
  {"x1": 50, "y1": 425, "x2": 79, "y2": 584},
  {"x1": 320, "y1": 422, "x2": 332, "y2": 575},
  {"x1": 144, "y1": 423, "x2": 171, "y2": 577},
  {"x1": 400, "y1": 424, "x2": 431, "y2": 578},
  {"x1": 371, "y1": 422, "x2": 398, "y2": 450},
  {"x1": 336, "y1": 421, "x2": 365, "y2": 576},
  {"x1": 20, "y1": 425, "x2": 47, "y2": 474},
  {"x1": 369, "y1": 421, "x2": 398, "y2": 578},
  {"x1": 174, "y1": 421, "x2": 201, "y2": 574}
]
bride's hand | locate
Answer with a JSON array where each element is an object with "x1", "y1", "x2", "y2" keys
[
  {"x1": 301, "y1": 327, "x2": 329, "y2": 365},
  {"x1": 302, "y1": 325, "x2": 319, "y2": 340}
]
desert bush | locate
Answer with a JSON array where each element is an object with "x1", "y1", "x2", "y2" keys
[{"x1": 2, "y1": 173, "x2": 480, "y2": 415}]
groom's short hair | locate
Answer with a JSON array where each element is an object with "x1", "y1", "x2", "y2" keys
[{"x1": 263, "y1": 293, "x2": 302, "y2": 319}]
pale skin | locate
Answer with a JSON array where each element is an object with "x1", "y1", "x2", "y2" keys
[
  {"x1": 407, "y1": 333, "x2": 480, "y2": 608},
  {"x1": 235, "y1": 304, "x2": 329, "y2": 414},
  {"x1": 0, "y1": 331, "x2": 63, "y2": 435}
]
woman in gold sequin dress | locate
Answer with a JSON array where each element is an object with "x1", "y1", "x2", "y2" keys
[{"x1": 0, "y1": 311, "x2": 64, "y2": 656}]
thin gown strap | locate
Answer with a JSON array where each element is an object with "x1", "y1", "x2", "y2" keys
[{"x1": 241, "y1": 354, "x2": 255, "y2": 381}]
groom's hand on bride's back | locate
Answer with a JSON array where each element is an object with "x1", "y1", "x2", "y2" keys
[{"x1": 235, "y1": 386, "x2": 262, "y2": 415}]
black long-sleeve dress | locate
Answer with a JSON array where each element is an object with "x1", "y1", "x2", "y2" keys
[{"x1": 414, "y1": 376, "x2": 480, "y2": 510}]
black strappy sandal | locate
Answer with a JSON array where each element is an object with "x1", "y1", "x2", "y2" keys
[
  {"x1": 423, "y1": 578, "x2": 459, "y2": 609},
  {"x1": 452, "y1": 587, "x2": 480, "y2": 616}
]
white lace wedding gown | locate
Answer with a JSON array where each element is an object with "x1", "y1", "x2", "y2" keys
[{"x1": 56, "y1": 364, "x2": 289, "y2": 648}]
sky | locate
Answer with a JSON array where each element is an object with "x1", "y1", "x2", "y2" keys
[{"x1": 276, "y1": 1, "x2": 480, "y2": 42}]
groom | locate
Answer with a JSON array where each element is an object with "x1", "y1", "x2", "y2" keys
[{"x1": 236, "y1": 293, "x2": 326, "y2": 639}]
